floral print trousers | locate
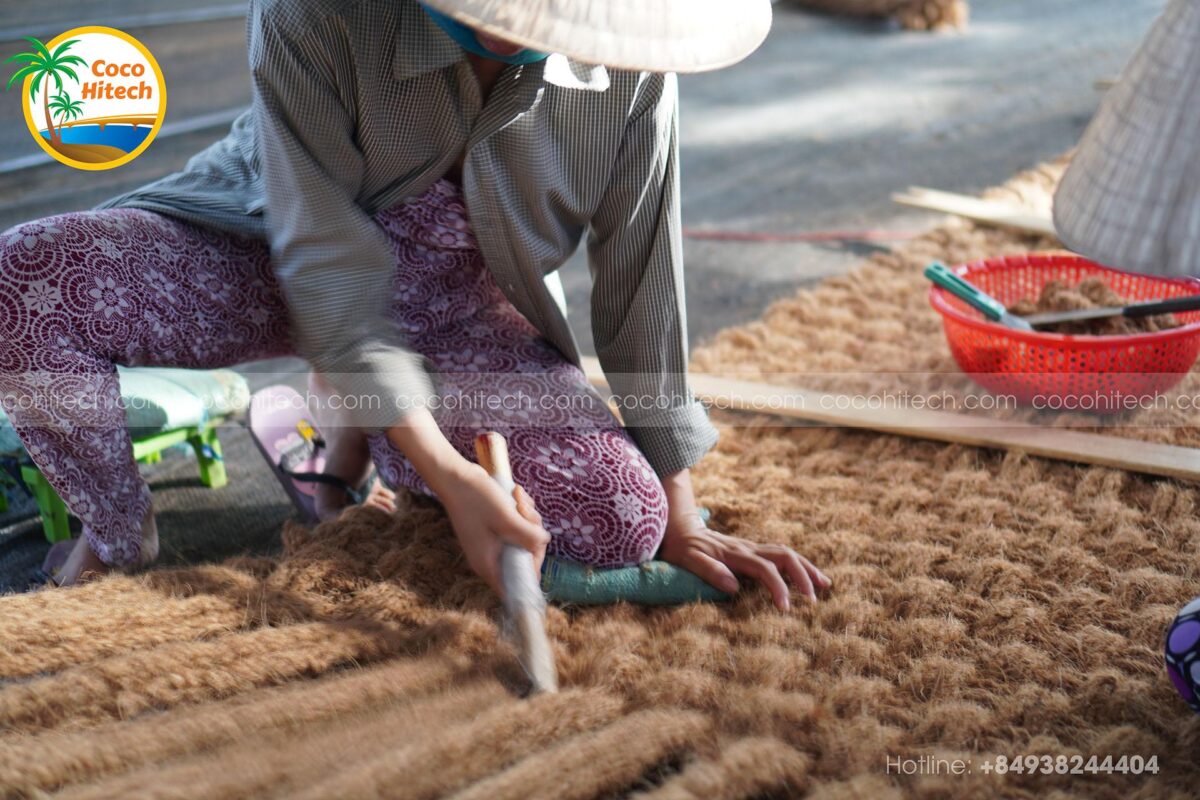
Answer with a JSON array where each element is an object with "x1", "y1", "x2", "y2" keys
[{"x1": 0, "y1": 179, "x2": 668, "y2": 568}]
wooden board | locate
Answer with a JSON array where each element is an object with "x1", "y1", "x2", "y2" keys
[
  {"x1": 581, "y1": 358, "x2": 1200, "y2": 483},
  {"x1": 892, "y1": 186, "x2": 1057, "y2": 237}
]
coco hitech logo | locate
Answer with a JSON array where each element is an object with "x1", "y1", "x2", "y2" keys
[{"x1": 4, "y1": 27, "x2": 166, "y2": 170}]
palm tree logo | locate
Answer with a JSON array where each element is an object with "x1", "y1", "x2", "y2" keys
[
  {"x1": 3, "y1": 27, "x2": 166, "y2": 170},
  {"x1": 4, "y1": 36, "x2": 86, "y2": 146},
  {"x1": 49, "y1": 92, "x2": 84, "y2": 127}
]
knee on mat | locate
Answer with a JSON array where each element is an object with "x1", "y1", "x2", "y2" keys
[{"x1": 525, "y1": 437, "x2": 669, "y2": 569}]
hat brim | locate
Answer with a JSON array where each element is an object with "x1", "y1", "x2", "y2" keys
[
  {"x1": 1052, "y1": 0, "x2": 1200, "y2": 277},
  {"x1": 419, "y1": 0, "x2": 773, "y2": 73}
]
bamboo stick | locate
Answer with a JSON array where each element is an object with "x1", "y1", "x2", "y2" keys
[
  {"x1": 475, "y1": 432, "x2": 558, "y2": 695},
  {"x1": 892, "y1": 186, "x2": 1057, "y2": 237},
  {"x1": 581, "y1": 358, "x2": 1200, "y2": 484}
]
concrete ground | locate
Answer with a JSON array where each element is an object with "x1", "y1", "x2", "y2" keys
[{"x1": 0, "y1": 0, "x2": 1169, "y2": 591}]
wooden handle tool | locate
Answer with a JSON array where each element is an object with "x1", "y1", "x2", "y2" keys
[{"x1": 474, "y1": 432, "x2": 558, "y2": 694}]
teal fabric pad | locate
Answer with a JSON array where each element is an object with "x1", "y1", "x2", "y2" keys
[{"x1": 540, "y1": 557, "x2": 731, "y2": 606}]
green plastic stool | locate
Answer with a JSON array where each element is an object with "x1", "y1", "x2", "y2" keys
[
  {"x1": 19, "y1": 420, "x2": 231, "y2": 544},
  {"x1": 1, "y1": 367, "x2": 249, "y2": 544}
]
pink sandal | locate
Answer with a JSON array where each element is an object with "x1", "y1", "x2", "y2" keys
[
  {"x1": 34, "y1": 538, "x2": 77, "y2": 587},
  {"x1": 247, "y1": 385, "x2": 369, "y2": 522}
]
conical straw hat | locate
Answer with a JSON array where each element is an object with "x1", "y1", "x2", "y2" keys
[
  {"x1": 418, "y1": 0, "x2": 773, "y2": 73},
  {"x1": 1053, "y1": 0, "x2": 1200, "y2": 277}
]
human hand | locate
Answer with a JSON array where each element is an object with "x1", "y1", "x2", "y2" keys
[
  {"x1": 386, "y1": 411, "x2": 549, "y2": 596},
  {"x1": 658, "y1": 469, "x2": 831, "y2": 612},
  {"x1": 437, "y1": 463, "x2": 549, "y2": 596}
]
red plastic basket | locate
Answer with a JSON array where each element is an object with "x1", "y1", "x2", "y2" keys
[{"x1": 928, "y1": 253, "x2": 1200, "y2": 408}]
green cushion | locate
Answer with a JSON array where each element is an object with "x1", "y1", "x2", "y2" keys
[
  {"x1": 0, "y1": 367, "x2": 249, "y2": 456},
  {"x1": 540, "y1": 556, "x2": 731, "y2": 606}
]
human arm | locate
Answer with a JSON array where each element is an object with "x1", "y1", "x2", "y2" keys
[
  {"x1": 250, "y1": 8, "x2": 433, "y2": 430},
  {"x1": 586, "y1": 72, "x2": 716, "y2": 477},
  {"x1": 251, "y1": 10, "x2": 547, "y2": 590},
  {"x1": 385, "y1": 412, "x2": 548, "y2": 595},
  {"x1": 587, "y1": 73, "x2": 829, "y2": 609}
]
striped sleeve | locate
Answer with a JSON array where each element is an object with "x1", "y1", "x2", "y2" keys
[
  {"x1": 250, "y1": 7, "x2": 434, "y2": 430},
  {"x1": 586, "y1": 72, "x2": 719, "y2": 477}
]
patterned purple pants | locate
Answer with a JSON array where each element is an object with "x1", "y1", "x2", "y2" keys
[{"x1": 0, "y1": 179, "x2": 667, "y2": 568}]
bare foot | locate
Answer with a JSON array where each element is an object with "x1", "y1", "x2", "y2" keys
[
  {"x1": 52, "y1": 505, "x2": 159, "y2": 587},
  {"x1": 309, "y1": 371, "x2": 396, "y2": 522},
  {"x1": 315, "y1": 468, "x2": 397, "y2": 522},
  {"x1": 362, "y1": 480, "x2": 396, "y2": 513}
]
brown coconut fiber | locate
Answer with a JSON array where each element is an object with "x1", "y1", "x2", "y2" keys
[
  {"x1": 790, "y1": 0, "x2": 969, "y2": 31},
  {"x1": 1007, "y1": 277, "x2": 1180, "y2": 335},
  {"x1": 3, "y1": 158, "x2": 1200, "y2": 798}
]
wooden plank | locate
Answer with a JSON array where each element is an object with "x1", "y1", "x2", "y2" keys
[
  {"x1": 892, "y1": 186, "x2": 1057, "y2": 237},
  {"x1": 581, "y1": 358, "x2": 1200, "y2": 483}
]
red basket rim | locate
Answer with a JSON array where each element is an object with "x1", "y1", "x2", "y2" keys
[{"x1": 927, "y1": 253, "x2": 1200, "y2": 347}]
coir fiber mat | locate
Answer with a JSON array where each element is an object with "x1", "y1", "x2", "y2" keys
[{"x1": 2, "y1": 161, "x2": 1199, "y2": 798}]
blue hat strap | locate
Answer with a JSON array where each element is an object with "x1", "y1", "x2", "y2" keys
[{"x1": 420, "y1": 4, "x2": 550, "y2": 66}]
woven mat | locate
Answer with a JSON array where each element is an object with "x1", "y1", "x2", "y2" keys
[{"x1": 2, "y1": 160, "x2": 1199, "y2": 799}]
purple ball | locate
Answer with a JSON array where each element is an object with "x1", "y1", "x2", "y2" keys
[{"x1": 1165, "y1": 597, "x2": 1200, "y2": 713}]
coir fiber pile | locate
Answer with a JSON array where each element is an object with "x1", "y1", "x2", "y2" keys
[
  {"x1": 789, "y1": 0, "x2": 969, "y2": 32},
  {"x1": 3, "y1": 161, "x2": 1200, "y2": 799}
]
